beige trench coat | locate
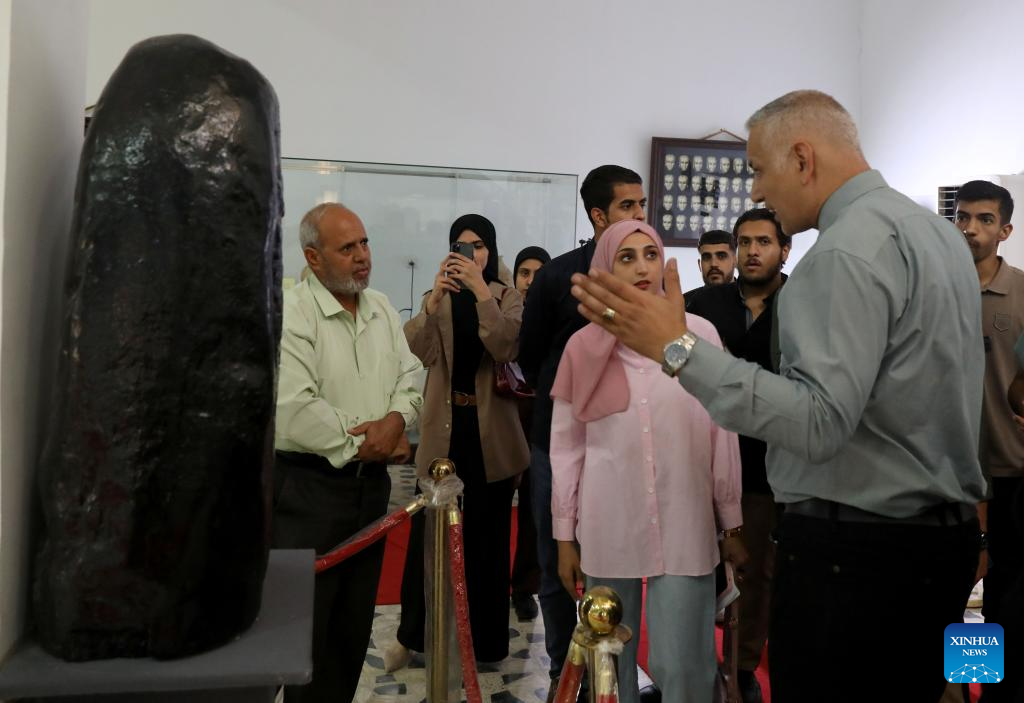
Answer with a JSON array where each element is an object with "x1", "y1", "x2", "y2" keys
[{"x1": 404, "y1": 282, "x2": 530, "y2": 482}]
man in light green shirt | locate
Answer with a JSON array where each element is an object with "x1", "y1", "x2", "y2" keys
[
  {"x1": 274, "y1": 247, "x2": 423, "y2": 467},
  {"x1": 272, "y1": 202, "x2": 422, "y2": 703}
]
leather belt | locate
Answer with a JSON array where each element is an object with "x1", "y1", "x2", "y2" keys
[
  {"x1": 451, "y1": 391, "x2": 477, "y2": 407},
  {"x1": 784, "y1": 498, "x2": 974, "y2": 527},
  {"x1": 338, "y1": 460, "x2": 388, "y2": 478},
  {"x1": 276, "y1": 451, "x2": 386, "y2": 478}
]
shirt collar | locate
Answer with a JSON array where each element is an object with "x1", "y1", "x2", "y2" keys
[
  {"x1": 817, "y1": 169, "x2": 888, "y2": 233},
  {"x1": 984, "y1": 257, "x2": 1011, "y2": 295},
  {"x1": 308, "y1": 274, "x2": 375, "y2": 322}
]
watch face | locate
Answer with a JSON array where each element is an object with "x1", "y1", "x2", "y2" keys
[{"x1": 664, "y1": 341, "x2": 687, "y2": 368}]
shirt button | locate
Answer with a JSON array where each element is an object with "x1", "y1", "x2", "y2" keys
[
  {"x1": 643, "y1": 427, "x2": 649, "y2": 433},
  {"x1": 446, "y1": 399, "x2": 451, "y2": 405},
  {"x1": 646, "y1": 456, "x2": 653, "y2": 462},
  {"x1": 648, "y1": 487, "x2": 654, "y2": 494},
  {"x1": 650, "y1": 517, "x2": 657, "y2": 524},
  {"x1": 640, "y1": 398, "x2": 648, "y2": 405},
  {"x1": 639, "y1": 369, "x2": 646, "y2": 375},
  {"x1": 444, "y1": 423, "x2": 450, "y2": 429}
]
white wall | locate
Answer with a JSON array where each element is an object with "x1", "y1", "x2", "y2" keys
[
  {"x1": 0, "y1": 0, "x2": 87, "y2": 659},
  {"x1": 859, "y1": 0, "x2": 1024, "y2": 267},
  {"x1": 85, "y1": 0, "x2": 861, "y2": 292}
]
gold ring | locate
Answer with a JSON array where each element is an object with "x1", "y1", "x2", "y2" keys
[{"x1": 601, "y1": 307, "x2": 617, "y2": 322}]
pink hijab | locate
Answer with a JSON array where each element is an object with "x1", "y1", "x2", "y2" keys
[{"x1": 550, "y1": 220, "x2": 666, "y2": 422}]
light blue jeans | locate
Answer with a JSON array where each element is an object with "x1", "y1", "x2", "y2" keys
[{"x1": 585, "y1": 573, "x2": 716, "y2": 703}]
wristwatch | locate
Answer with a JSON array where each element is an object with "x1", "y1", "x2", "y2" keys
[{"x1": 661, "y1": 331, "x2": 698, "y2": 377}]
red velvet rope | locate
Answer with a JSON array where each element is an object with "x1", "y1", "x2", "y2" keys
[
  {"x1": 314, "y1": 504, "x2": 419, "y2": 574},
  {"x1": 447, "y1": 520, "x2": 483, "y2": 703},
  {"x1": 553, "y1": 650, "x2": 586, "y2": 703}
]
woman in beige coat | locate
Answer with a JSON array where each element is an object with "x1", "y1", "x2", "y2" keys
[{"x1": 390, "y1": 214, "x2": 529, "y2": 666}]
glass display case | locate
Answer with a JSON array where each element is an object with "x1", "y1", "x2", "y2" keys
[{"x1": 282, "y1": 158, "x2": 578, "y2": 319}]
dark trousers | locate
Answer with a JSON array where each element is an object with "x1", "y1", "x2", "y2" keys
[
  {"x1": 737, "y1": 492, "x2": 777, "y2": 672},
  {"x1": 271, "y1": 453, "x2": 390, "y2": 703},
  {"x1": 512, "y1": 467, "x2": 541, "y2": 597},
  {"x1": 769, "y1": 512, "x2": 979, "y2": 703},
  {"x1": 981, "y1": 476, "x2": 1024, "y2": 703},
  {"x1": 397, "y1": 405, "x2": 515, "y2": 661},
  {"x1": 530, "y1": 444, "x2": 580, "y2": 679}
]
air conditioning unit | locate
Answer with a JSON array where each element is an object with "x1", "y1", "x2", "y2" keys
[{"x1": 937, "y1": 174, "x2": 1024, "y2": 269}]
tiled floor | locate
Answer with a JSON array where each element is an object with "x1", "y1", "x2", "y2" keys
[{"x1": 355, "y1": 605, "x2": 553, "y2": 703}]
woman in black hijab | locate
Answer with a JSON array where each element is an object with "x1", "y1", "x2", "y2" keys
[{"x1": 388, "y1": 214, "x2": 529, "y2": 666}]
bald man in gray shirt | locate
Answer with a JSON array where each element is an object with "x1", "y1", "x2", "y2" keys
[{"x1": 571, "y1": 91, "x2": 984, "y2": 703}]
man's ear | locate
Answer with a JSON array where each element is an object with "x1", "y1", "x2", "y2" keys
[
  {"x1": 591, "y1": 207, "x2": 608, "y2": 229},
  {"x1": 792, "y1": 141, "x2": 815, "y2": 184},
  {"x1": 1000, "y1": 223, "x2": 1013, "y2": 242},
  {"x1": 781, "y1": 243, "x2": 792, "y2": 264},
  {"x1": 302, "y1": 246, "x2": 320, "y2": 270}
]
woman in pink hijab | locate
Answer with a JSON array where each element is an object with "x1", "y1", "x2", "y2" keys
[{"x1": 550, "y1": 220, "x2": 742, "y2": 703}]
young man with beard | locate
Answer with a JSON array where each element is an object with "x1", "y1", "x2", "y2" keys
[
  {"x1": 693, "y1": 229, "x2": 737, "y2": 288},
  {"x1": 518, "y1": 165, "x2": 645, "y2": 701},
  {"x1": 955, "y1": 180, "x2": 1024, "y2": 703},
  {"x1": 684, "y1": 208, "x2": 789, "y2": 703},
  {"x1": 273, "y1": 202, "x2": 423, "y2": 703}
]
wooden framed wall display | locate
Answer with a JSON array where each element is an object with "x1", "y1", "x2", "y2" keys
[{"x1": 648, "y1": 137, "x2": 751, "y2": 247}]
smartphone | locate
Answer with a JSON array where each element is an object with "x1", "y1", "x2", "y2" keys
[
  {"x1": 450, "y1": 241, "x2": 475, "y2": 259},
  {"x1": 448, "y1": 242, "x2": 475, "y2": 289}
]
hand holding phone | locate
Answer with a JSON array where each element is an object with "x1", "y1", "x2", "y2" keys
[{"x1": 447, "y1": 242, "x2": 475, "y2": 290}]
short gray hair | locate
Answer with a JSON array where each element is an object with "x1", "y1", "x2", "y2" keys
[
  {"x1": 298, "y1": 202, "x2": 345, "y2": 250},
  {"x1": 746, "y1": 90, "x2": 862, "y2": 156}
]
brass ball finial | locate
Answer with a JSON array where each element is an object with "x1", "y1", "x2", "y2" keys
[
  {"x1": 428, "y1": 457, "x2": 456, "y2": 481},
  {"x1": 579, "y1": 586, "x2": 622, "y2": 635}
]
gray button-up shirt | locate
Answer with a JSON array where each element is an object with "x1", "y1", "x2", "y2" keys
[{"x1": 679, "y1": 169, "x2": 987, "y2": 517}]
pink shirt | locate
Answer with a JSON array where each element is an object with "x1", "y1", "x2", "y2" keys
[{"x1": 551, "y1": 315, "x2": 742, "y2": 578}]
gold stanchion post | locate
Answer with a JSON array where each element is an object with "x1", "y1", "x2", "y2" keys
[
  {"x1": 574, "y1": 587, "x2": 632, "y2": 703},
  {"x1": 427, "y1": 458, "x2": 456, "y2": 703}
]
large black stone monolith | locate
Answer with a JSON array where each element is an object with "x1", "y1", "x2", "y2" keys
[{"x1": 33, "y1": 34, "x2": 283, "y2": 661}]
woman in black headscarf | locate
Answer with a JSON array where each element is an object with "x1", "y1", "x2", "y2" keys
[{"x1": 388, "y1": 214, "x2": 529, "y2": 667}]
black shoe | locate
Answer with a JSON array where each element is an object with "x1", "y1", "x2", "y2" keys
[
  {"x1": 737, "y1": 669, "x2": 762, "y2": 703},
  {"x1": 639, "y1": 683, "x2": 662, "y2": 703},
  {"x1": 512, "y1": 592, "x2": 539, "y2": 620}
]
